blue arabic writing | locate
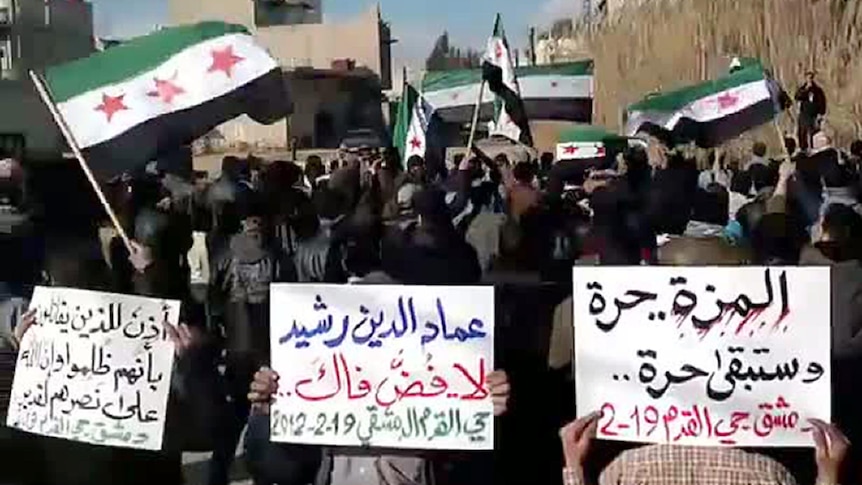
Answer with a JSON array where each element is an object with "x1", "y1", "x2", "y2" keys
[{"x1": 278, "y1": 295, "x2": 487, "y2": 349}]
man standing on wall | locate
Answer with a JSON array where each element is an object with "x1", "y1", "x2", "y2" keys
[{"x1": 794, "y1": 70, "x2": 827, "y2": 152}]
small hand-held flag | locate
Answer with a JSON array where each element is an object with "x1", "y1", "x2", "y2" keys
[{"x1": 481, "y1": 14, "x2": 533, "y2": 147}]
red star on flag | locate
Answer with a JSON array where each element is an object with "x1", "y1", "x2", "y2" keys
[
  {"x1": 147, "y1": 75, "x2": 185, "y2": 104},
  {"x1": 717, "y1": 92, "x2": 739, "y2": 110},
  {"x1": 596, "y1": 146, "x2": 607, "y2": 157},
  {"x1": 494, "y1": 41, "x2": 503, "y2": 60},
  {"x1": 563, "y1": 145, "x2": 578, "y2": 154},
  {"x1": 95, "y1": 93, "x2": 129, "y2": 122},
  {"x1": 208, "y1": 46, "x2": 244, "y2": 78},
  {"x1": 409, "y1": 136, "x2": 422, "y2": 149},
  {"x1": 451, "y1": 92, "x2": 459, "y2": 100},
  {"x1": 551, "y1": 81, "x2": 559, "y2": 88}
]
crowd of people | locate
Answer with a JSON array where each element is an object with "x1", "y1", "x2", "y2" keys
[{"x1": 0, "y1": 77, "x2": 860, "y2": 485}]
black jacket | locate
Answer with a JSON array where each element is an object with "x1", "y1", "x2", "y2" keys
[
  {"x1": 795, "y1": 82, "x2": 827, "y2": 122},
  {"x1": 209, "y1": 232, "x2": 296, "y2": 360}
]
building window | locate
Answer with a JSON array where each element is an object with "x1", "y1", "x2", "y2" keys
[
  {"x1": 0, "y1": 38, "x2": 12, "y2": 74},
  {"x1": 44, "y1": 2, "x2": 50, "y2": 26},
  {"x1": 0, "y1": 7, "x2": 10, "y2": 24},
  {"x1": 254, "y1": 0, "x2": 314, "y2": 27}
]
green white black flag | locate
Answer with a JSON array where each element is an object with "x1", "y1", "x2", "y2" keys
[
  {"x1": 481, "y1": 14, "x2": 532, "y2": 146},
  {"x1": 625, "y1": 60, "x2": 786, "y2": 147}
]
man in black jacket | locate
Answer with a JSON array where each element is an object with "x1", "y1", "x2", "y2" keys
[
  {"x1": 794, "y1": 71, "x2": 827, "y2": 152},
  {"x1": 208, "y1": 190, "x2": 297, "y2": 485}
]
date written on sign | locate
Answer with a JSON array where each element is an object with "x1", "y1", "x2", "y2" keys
[{"x1": 271, "y1": 406, "x2": 492, "y2": 446}]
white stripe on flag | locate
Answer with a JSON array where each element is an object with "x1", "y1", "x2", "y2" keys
[
  {"x1": 626, "y1": 79, "x2": 772, "y2": 136},
  {"x1": 556, "y1": 142, "x2": 606, "y2": 160}
]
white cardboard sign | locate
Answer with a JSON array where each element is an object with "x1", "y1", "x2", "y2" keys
[
  {"x1": 270, "y1": 284, "x2": 495, "y2": 450},
  {"x1": 6, "y1": 287, "x2": 179, "y2": 451},
  {"x1": 573, "y1": 267, "x2": 831, "y2": 447}
]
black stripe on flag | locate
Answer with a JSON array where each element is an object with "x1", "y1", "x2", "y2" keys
[{"x1": 482, "y1": 60, "x2": 533, "y2": 146}]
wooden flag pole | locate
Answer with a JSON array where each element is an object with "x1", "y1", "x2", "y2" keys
[
  {"x1": 466, "y1": 80, "x2": 486, "y2": 152},
  {"x1": 29, "y1": 70, "x2": 134, "y2": 253}
]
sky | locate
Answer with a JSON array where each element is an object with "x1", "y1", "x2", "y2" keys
[{"x1": 91, "y1": 0, "x2": 586, "y2": 65}]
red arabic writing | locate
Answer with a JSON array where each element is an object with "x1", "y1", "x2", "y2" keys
[
  {"x1": 284, "y1": 351, "x2": 490, "y2": 408},
  {"x1": 598, "y1": 396, "x2": 811, "y2": 445}
]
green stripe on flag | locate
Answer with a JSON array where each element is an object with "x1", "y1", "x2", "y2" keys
[
  {"x1": 46, "y1": 22, "x2": 249, "y2": 103},
  {"x1": 627, "y1": 62, "x2": 766, "y2": 113},
  {"x1": 392, "y1": 83, "x2": 419, "y2": 163},
  {"x1": 422, "y1": 60, "x2": 593, "y2": 92}
]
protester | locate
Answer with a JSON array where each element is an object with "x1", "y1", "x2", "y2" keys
[
  {"x1": 206, "y1": 187, "x2": 296, "y2": 485},
  {"x1": 795, "y1": 71, "x2": 828, "y2": 152}
]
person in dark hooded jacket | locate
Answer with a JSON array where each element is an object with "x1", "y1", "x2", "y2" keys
[
  {"x1": 382, "y1": 187, "x2": 481, "y2": 285},
  {"x1": 207, "y1": 189, "x2": 296, "y2": 485}
]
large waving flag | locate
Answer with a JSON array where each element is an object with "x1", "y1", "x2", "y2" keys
[
  {"x1": 482, "y1": 14, "x2": 533, "y2": 146},
  {"x1": 41, "y1": 22, "x2": 290, "y2": 179},
  {"x1": 422, "y1": 61, "x2": 594, "y2": 124},
  {"x1": 625, "y1": 59, "x2": 787, "y2": 147},
  {"x1": 392, "y1": 82, "x2": 435, "y2": 164}
]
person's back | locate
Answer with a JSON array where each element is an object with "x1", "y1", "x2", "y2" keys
[{"x1": 383, "y1": 188, "x2": 481, "y2": 285}]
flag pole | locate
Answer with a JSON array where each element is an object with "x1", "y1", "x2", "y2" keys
[
  {"x1": 466, "y1": 80, "x2": 486, "y2": 152},
  {"x1": 28, "y1": 70, "x2": 134, "y2": 253}
]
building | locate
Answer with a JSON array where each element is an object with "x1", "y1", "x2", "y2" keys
[
  {"x1": 0, "y1": 0, "x2": 94, "y2": 159},
  {"x1": 171, "y1": 0, "x2": 393, "y2": 151}
]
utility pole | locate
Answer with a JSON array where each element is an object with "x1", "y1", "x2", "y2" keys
[{"x1": 529, "y1": 27, "x2": 536, "y2": 66}]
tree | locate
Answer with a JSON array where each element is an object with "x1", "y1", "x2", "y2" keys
[
  {"x1": 426, "y1": 32, "x2": 451, "y2": 71},
  {"x1": 426, "y1": 31, "x2": 482, "y2": 71}
]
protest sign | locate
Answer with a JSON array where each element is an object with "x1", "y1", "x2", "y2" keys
[
  {"x1": 270, "y1": 284, "x2": 495, "y2": 450},
  {"x1": 6, "y1": 287, "x2": 179, "y2": 451},
  {"x1": 573, "y1": 267, "x2": 830, "y2": 447}
]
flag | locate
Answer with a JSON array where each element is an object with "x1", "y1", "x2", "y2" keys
[
  {"x1": 481, "y1": 14, "x2": 532, "y2": 146},
  {"x1": 42, "y1": 21, "x2": 290, "y2": 179},
  {"x1": 555, "y1": 125, "x2": 627, "y2": 162},
  {"x1": 422, "y1": 61, "x2": 594, "y2": 124},
  {"x1": 392, "y1": 82, "x2": 435, "y2": 164},
  {"x1": 625, "y1": 60, "x2": 786, "y2": 148}
]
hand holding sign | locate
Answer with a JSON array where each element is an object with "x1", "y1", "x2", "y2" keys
[
  {"x1": 560, "y1": 411, "x2": 600, "y2": 473},
  {"x1": 6, "y1": 287, "x2": 180, "y2": 451},
  {"x1": 810, "y1": 419, "x2": 850, "y2": 485}
]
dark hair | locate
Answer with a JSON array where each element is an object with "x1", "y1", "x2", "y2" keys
[
  {"x1": 821, "y1": 203, "x2": 862, "y2": 260},
  {"x1": 236, "y1": 189, "x2": 268, "y2": 219},
  {"x1": 412, "y1": 187, "x2": 451, "y2": 228},
  {"x1": 624, "y1": 146, "x2": 650, "y2": 192},
  {"x1": 540, "y1": 152, "x2": 554, "y2": 170},
  {"x1": 221, "y1": 156, "x2": 248, "y2": 181},
  {"x1": 784, "y1": 137, "x2": 798, "y2": 156},
  {"x1": 494, "y1": 153, "x2": 510, "y2": 167},
  {"x1": 753, "y1": 142, "x2": 768, "y2": 158},
  {"x1": 512, "y1": 161, "x2": 536, "y2": 184},
  {"x1": 692, "y1": 184, "x2": 730, "y2": 226},
  {"x1": 44, "y1": 237, "x2": 110, "y2": 290},
  {"x1": 730, "y1": 170, "x2": 752, "y2": 196},
  {"x1": 851, "y1": 140, "x2": 862, "y2": 158},
  {"x1": 750, "y1": 212, "x2": 805, "y2": 264},
  {"x1": 821, "y1": 159, "x2": 856, "y2": 188},
  {"x1": 749, "y1": 163, "x2": 778, "y2": 192},
  {"x1": 304, "y1": 156, "x2": 325, "y2": 183},
  {"x1": 407, "y1": 155, "x2": 424, "y2": 169}
]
